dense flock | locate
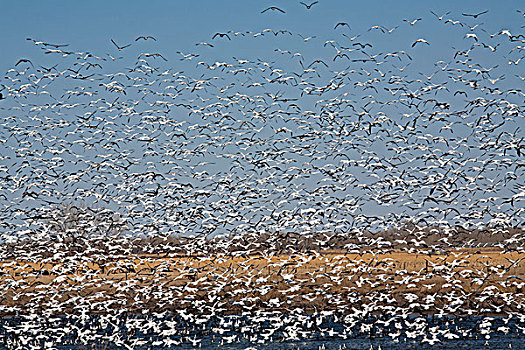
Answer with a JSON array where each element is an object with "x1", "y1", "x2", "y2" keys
[{"x1": 0, "y1": 4, "x2": 524, "y2": 349}]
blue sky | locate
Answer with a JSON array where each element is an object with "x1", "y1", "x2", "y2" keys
[
  {"x1": 1, "y1": 0, "x2": 523, "y2": 75},
  {"x1": 0, "y1": 1, "x2": 524, "y2": 237}
]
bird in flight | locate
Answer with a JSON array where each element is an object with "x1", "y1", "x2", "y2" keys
[
  {"x1": 383, "y1": 26, "x2": 399, "y2": 34},
  {"x1": 15, "y1": 58, "x2": 33, "y2": 67},
  {"x1": 107, "y1": 54, "x2": 123, "y2": 61},
  {"x1": 462, "y1": 10, "x2": 488, "y2": 18},
  {"x1": 261, "y1": 6, "x2": 285, "y2": 13},
  {"x1": 412, "y1": 38, "x2": 430, "y2": 47},
  {"x1": 111, "y1": 39, "x2": 131, "y2": 51},
  {"x1": 403, "y1": 18, "x2": 422, "y2": 26},
  {"x1": 342, "y1": 33, "x2": 360, "y2": 41},
  {"x1": 212, "y1": 33, "x2": 231, "y2": 40},
  {"x1": 445, "y1": 19, "x2": 465, "y2": 27},
  {"x1": 334, "y1": 22, "x2": 351, "y2": 30},
  {"x1": 298, "y1": 34, "x2": 316, "y2": 42},
  {"x1": 138, "y1": 52, "x2": 168, "y2": 61},
  {"x1": 26, "y1": 38, "x2": 69, "y2": 48},
  {"x1": 135, "y1": 36, "x2": 157, "y2": 41},
  {"x1": 430, "y1": 11, "x2": 450, "y2": 20},
  {"x1": 195, "y1": 42, "x2": 214, "y2": 47},
  {"x1": 300, "y1": 1, "x2": 318, "y2": 9}
]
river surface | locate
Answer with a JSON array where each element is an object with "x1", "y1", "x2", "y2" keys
[{"x1": 1, "y1": 314, "x2": 522, "y2": 349}]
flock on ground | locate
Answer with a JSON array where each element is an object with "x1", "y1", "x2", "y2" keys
[{"x1": 0, "y1": 3, "x2": 524, "y2": 349}]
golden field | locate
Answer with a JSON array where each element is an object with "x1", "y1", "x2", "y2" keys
[{"x1": 1, "y1": 248, "x2": 524, "y2": 316}]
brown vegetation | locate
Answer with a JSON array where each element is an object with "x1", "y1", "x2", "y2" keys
[{"x1": 1, "y1": 248, "x2": 524, "y2": 318}]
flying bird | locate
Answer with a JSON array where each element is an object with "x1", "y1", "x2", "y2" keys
[
  {"x1": 135, "y1": 36, "x2": 157, "y2": 41},
  {"x1": 195, "y1": 42, "x2": 214, "y2": 47},
  {"x1": 333, "y1": 53, "x2": 350, "y2": 61},
  {"x1": 462, "y1": 10, "x2": 488, "y2": 18},
  {"x1": 212, "y1": 33, "x2": 231, "y2": 40},
  {"x1": 369, "y1": 25, "x2": 386, "y2": 32},
  {"x1": 111, "y1": 39, "x2": 131, "y2": 51},
  {"x1": 403, "y1": 18, "x2": 423, "y2": 26},
  {"x1": 261, "y1": 6, "x2": 285, "y2": 13},
  {"x1": 383, "y1": 26, "x2": 399, "y2": 34},
  {"x1": 26, "y1": 38, "x2": 69, "y2": 48},
  {"x1": 342, "y1": 33, "x2": 360, "y2": 41},
  {"x1": 445, "y1": 19, "x2": 465, "y2": 27},
  {"x1": 107, "y1": 54, "x2": 123, "y2": 61},
  {"x1": 15, "y1": 58, "x2": 33, "y2": 67},
  {"x1": 298, "y1": 34, "x2": 316, "y2": 42},
  {"x1": 412, "y1": 38, "x2": 430, "y2": 47},
  {"x1": 138, "y1": 52, "x2": 168, "y2": 61},
  {"x1": 334, "y1": 22, "x2": 351, "y2": 30},
  {"x1": 300, "y1": 1, "x2": 318, "y2": 9},
  {"x1": 308, "y1": 59, "x2": 329, "y2": 68},
  {"x1": 430, "y1": 11, "x2": 450, "y2": 20},
  {"x1": 465, "y1": 33, "x2": 478, "y2": 41}
]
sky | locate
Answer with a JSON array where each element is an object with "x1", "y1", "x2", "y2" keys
[
  {"x1": 0, "y1": 0, "x2": 524, "y2": 239},
  {"x1": 1, "y1": 0, "x2": 524, "y2": 75}
]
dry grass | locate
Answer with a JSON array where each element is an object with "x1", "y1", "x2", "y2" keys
[{"x1": 1, "y1": 248, "x2": 524, "y2": 316}]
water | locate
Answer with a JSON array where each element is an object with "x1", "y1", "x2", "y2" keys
[
  {"x1": 48, "y1": 336, "x2": 522, "y2": 350},
  {"x1": 1, "y1": 313, "x2": 523, "y2": 349}
]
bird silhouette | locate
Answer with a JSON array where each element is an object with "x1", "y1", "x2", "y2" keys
[
  {"x1": 261, "y1": 6, "x2": 285, "y2": 13},
  {"x1": 462, "y1": 10, "x2": 489, "y2": 18},
  {"x1": 110, "y1": 39, "x2": 131, "y2": 51},
  {"x1": 15, "y1": 58, "x2": 33, "y2": 67},
  {"x1": 300, "y1": 1, "x2": 318, "y2": 10},
  {"x1": 212, "y1": 32, "x2": 231, "y2": 40},
  {"x1": 135, "y1": 35, "x2": 157, "y2": 41},
  {"x1": 334, "y1": 22, "x2": 351, "y2": 30}
]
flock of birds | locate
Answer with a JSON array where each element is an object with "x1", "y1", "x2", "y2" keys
[
  {"x1": 1, "y1": 243, "x2": 525, "y2": 349},
  {"x1": 0, "y1": 3, "x2": 524, "y2": 349}
]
